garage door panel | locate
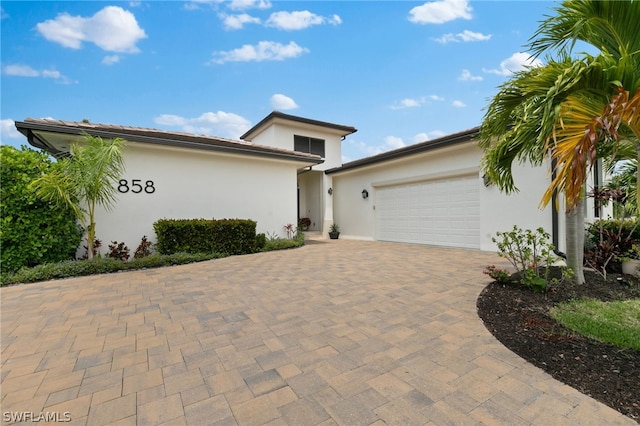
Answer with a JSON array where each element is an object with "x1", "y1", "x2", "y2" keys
[{"x1": 375, "y1": 174, "x2": 480, "y2": 249}]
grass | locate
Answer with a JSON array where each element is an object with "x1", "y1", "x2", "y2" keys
[{"x1": 550, "y1": 298, "x2": 640, "y2": 351}]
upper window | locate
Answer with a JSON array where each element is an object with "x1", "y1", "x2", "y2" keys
[{"x1": 294, "y1": 135, "x2": 325, "y2": 157}]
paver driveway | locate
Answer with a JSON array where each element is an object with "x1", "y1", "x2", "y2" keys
[{"x1": 1, "y1": 240, "x2": 635, "y2": 425}]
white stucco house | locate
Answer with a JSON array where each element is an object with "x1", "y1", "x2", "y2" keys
[{"x1": 15, "y1": 111, "x2": 606, "y2": 255}]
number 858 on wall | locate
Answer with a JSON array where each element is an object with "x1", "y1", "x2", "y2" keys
[{"x1": 117, "y1": 179, "x2": 155, "y2": 194}]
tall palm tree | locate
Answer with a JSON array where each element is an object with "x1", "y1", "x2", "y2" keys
[
  {"x1": 31, "y1": 134, "x2": 126, "y2": 259},
  {"x1": 480, "y1": 0, "x2": 639, "y2": 284}
]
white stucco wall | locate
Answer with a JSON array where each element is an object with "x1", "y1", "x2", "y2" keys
[
  {"x1": 332, "y1": 142, "x2": 562, "y2": 252},
  {"x1": 250, "y1": 123, "x2": 343, "y2": 170},
  {"x1": 91, "y1": 142, "x2": 302, "y2": 256}
]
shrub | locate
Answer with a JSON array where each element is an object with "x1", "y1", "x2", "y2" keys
[
  {"x1": 585, "y1": 219, "x2": 640, "y2": 273},
  {"x1": 107, "y1": 241, "x2": 130, "y2": 262},
  {"x1": 153, "y1": 218, "x2": 257, "y2": 256},
  {"x1": 0, "y1": 252, "x2": 225, "y2": 286},
  {"x1": 134, "y1": 236, "x2": 153, "y2": 259},
  {"x1": 492, "y1": 226, "x2": 571, "y2": 291},
  {"x1": 0, "y1": 146, "x2": 82, "y2": 273},
  {"x1": 80, "y1": 239, "x2": 102, "y2": 260},
  {"x1": 483, "y1": 265, "x2": 511, "y2": 283},
  {"x1": 255, "y1": 233, "x2": 267, "y2": 251}
]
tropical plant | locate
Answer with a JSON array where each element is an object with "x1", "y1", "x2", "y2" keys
[
  {"x1": 30, "y1": 134, "x2": 126, "y2": 259},
  {"x1": 607, "y1": 160, "x2": 638, "y2": 217},
  {"x1": 0, "y1": 146, "x2": 82, "y2": 272},
  {"x1": 480, "y1": 0, "x2": 640, "y2": 284}
]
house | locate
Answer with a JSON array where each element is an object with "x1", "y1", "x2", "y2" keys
[{"x1": 15, "y1": 111, "x2": 605, "y2": 255}]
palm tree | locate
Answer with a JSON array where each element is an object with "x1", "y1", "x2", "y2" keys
[
  {"x1": 31, "y1": 134, "x2": 126, "y2": 259},
  {"x1": 480, "y1": 0, "x2": 639, "y2": 284}
]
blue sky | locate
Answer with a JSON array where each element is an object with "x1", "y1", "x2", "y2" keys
[{"x1": 1, "y1": 0, "x2": 554, "y2": 162}]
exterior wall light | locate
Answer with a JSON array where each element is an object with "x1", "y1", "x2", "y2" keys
[
  {"x1": 361, "y1": 189, "x2": 369, "y2": 199},
  {"x1": 328, "y1": 187, "x2": 333, "y2": 195}
]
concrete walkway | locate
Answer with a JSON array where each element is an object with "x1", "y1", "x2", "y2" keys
[{"x1": 1, "y1": 240, "x2": 635, "y2": 425}]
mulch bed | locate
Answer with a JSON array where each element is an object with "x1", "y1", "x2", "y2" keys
[{"x1": 476, "y1": 268, "x2": 640, "y2": 421}]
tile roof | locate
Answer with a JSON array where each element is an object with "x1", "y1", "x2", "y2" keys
[
  {"x1": 326, "y1": 126, "x2": 480, "y2": 174},
  {"x1": 241, "y1": 111, "x2": 357, "y2": 141},
  {"x1": 15, "y1": 118, "x2": 323, "y2": 164}
]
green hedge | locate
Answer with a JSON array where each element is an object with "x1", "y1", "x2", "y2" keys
[
  {"x1": 1, "y1": 252, "x2": 224, "y2": 286},
  {"x1": 1, "y1": 146, "x2": 82, "y2": 272},
  {"x1": 153, "y1": 218, "x2": 257, "y2": 255}
]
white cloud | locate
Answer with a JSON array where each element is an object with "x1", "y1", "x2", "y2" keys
[
  {"x1": 36, "y1": 6, "x2": 146, "y2": 53},
  {"x1": 3, "y1": 64, "x2": 39, "y2": 77},
  {"x1": 154, "y1": 111, "x2": 251, "y2": 140},
  {"x1": 270, "y1": 94, "x2": 298, "y2": 110},
  {"x1": 184, "y1": 0, "x2": 223, "y2": 11},
  {"x1": 412, "y1": 131, "x2": 445, "y2": 144},
  {"x1": 228, "y1": 0, "x2": 272, "y2": 10},
  {"x1": 220, "y1": 13, "x2": 261, "y2": 30},
  {"x1": 483, "y1": 52, "x2": 543, "y2": 76},
  {"x1": 390, "y1": 97, "x2": 425, "y2": 110},
  {"x1": 452, "y1": 100, "x2": 466, "y2": 108},
  {"x1": 1, "y1": 119, "x2": 22, "y2": 140},
  {"x1": 429, "y1": 94, "x2": 445, "y2": 101},
  {"x1": 1, "y1": 7, "x2": 9, "y2": 19},
  {"x1": 3, "y1": 64, "x2": 72, "y2": 83},
  {"x1": 409, "y1": 0, "x2": 472, "y2": 24},
  {"x1": 102, "y1": 55, "x2": 121, "y2": 65},
  {"x1": 384, "y1": 136, "x2": 406, "y2": 150},
  {"x1": 435, "y1": 29, "x2": 491, "y2": 43},
  {"x1": 459, "y1": 69, "x2": 482, "y2": 81},
  {"x1": 154, "y1": 114, "x2": 186, "y2": 126},
  {"x1": 211, "y1": 41, "x2": 309, "y2": 64},
  {"x1": 266, "y1": 10, "x2": 341, "y2": 30}
]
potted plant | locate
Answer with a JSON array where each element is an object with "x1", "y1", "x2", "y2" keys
[
  {"x1": 298, "y1": 217, "x2": 311, "y2": 231},
  {"x1": 329, "y1": 223, "x2": 340, "y2": 239},
  {"x1": 620, "y1": 244, "x2": 640, "y2": 275}
]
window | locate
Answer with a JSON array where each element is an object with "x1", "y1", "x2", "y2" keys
[{"x1": 294, "y1": 135, "x2": 325, "y2": 157}]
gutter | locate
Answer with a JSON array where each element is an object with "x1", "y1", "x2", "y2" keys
[
  {"x1": 15, "y1": 120, "x2": 323, "y2": 165},
  {"x1": 326, "y1": 127, "x2": 479, "y2": 175}
]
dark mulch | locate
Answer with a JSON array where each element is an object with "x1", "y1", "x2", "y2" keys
[{"x1": 477, "y1": 268, "x2": 640, "y2": 421}]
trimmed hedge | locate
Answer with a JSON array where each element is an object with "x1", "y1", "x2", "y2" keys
[
  {"x1": 0, "y1": 252, "x2": 224, "y2": 286},
  {"x1": 154, "y1": 218, "x2": 258, "y2": 255}
]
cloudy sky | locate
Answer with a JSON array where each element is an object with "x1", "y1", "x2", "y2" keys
[{"x1": 1, "y1": 0, "x2": 551, "y2": 162}]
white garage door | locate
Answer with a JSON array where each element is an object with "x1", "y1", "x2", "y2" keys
[{"x1": 375, "y1": 174, "x2": 480, "y2": 249}]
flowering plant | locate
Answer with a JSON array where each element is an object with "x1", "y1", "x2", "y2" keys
[{"x1": 483, "y1": 265, "x2": 511, "y2": 284}]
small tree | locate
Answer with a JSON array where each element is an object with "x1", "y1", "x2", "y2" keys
[
  {"x1": 30, "y1": 134, "x2": 126, "y2": 259},
  {"x1": 0, "y1": 146, "x2": 82, "y2": 272}
]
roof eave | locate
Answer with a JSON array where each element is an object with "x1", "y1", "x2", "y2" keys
[
  {"x1": 326, "y1": 127, "x2": 480, "y2": 175},
  {"x1": 15, "y1": 120, "x2": 323, "y2": 165},
  {"x1": 241, "y1": 111, "x2": 357, "y2": 141}
]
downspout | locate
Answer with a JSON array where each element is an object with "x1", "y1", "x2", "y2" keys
[{"x1": 551, "y1": 157, "x2": 560, "y2": 252}]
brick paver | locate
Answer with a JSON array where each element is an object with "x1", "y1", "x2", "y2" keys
[{"x1": 1, "y1": 240, "x2": 635, "y2": 425}]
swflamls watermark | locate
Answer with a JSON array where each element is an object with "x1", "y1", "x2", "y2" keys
[{"x1": 2, "y1": 411, "x2": 71, "y2": 423}]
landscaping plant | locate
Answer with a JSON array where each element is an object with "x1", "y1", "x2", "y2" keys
[
  {"x1": 107, "y1": 241, "x2": 130, "y2": 262},
  {"x1": 492, "y1": 226, "x2": 572, "y2": 291},
  {"x1": 0, "y1": 146, "x2": 82, "y2": 272},
  {"x1": 30, "y1": 134, "x2": 126, "y2": 259},
  {"x1": 134, "y1": 235, "x2": 153, "y2": 259}
]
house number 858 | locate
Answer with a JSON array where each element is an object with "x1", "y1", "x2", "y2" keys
[{"x1": 118, "y1": 179, "x2": 155, "y2": 194}]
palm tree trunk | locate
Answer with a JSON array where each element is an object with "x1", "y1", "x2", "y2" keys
[{"x1": 566, "y1": 199, "x2": 585, "y2": 284}]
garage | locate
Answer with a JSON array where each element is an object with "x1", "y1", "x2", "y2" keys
[{"x1": 374, "y1": 174, "x2": 480, "y2": 249}]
